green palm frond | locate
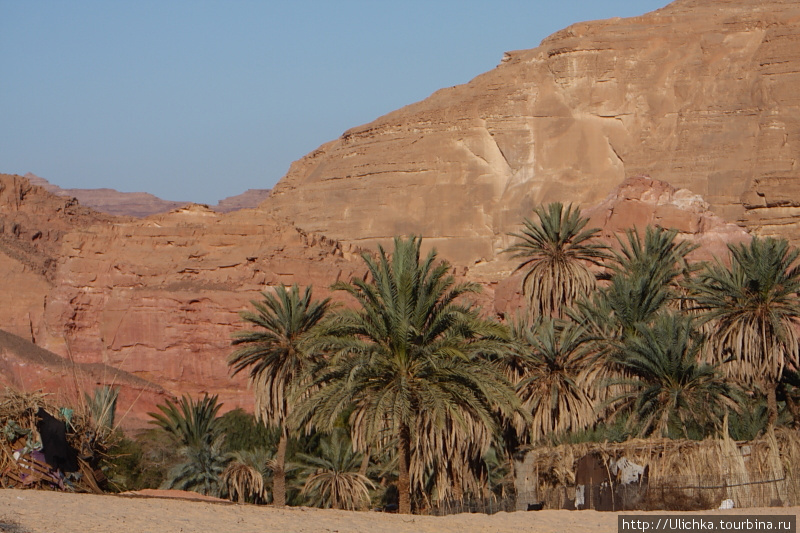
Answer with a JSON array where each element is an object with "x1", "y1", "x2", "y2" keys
[
  {"x1": 605, "y1": 313, "x2": 741, "y2": 439},
  {"x1": 162, "y1": 433, "x2": 229, "y2": 496},
  {"x1": 504, "y1": 203, "x2": 609, "y2": 318},
  {"x1": 148, "y1": 394, "x2": 223, "y2": 449},
  {"x1": 84, "y1": 385, "x2": 119, "y2": 435}
]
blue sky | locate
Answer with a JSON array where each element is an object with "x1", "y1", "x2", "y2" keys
[{"x1": 1, "y1": 0, "x2": 669, "y2": 204}]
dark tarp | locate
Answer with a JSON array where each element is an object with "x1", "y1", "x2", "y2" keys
[{"x1": 35, "y1": 408, "x2": 78, "y2": 473}]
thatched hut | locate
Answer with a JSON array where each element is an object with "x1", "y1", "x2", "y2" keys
[{"x1": 514, "y1": 429, "x2": 800, "y2": 511}]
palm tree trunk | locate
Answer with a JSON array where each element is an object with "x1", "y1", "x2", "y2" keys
[
  {"x1": 273, "y1": 428, "x2": 288, "y2": 507},
  {"x1": 359, "y1": 446, "x2": 371, "y2": 477},
  {"x1": 761, "y1": 325, "x2": 780, "y2": 429},
  {"x1": 767, "y1": 384, "x2": 779, "y2": 429},
  {"x1": 397, "y1": 423, "x2": 412, "y2": 514}
]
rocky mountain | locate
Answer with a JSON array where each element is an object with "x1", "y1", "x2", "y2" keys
[
  {"x1": 25, "y1": 173, "x2": 270, "y2": 217},
  {"x1": 0, "y1": 171, "x2": 749, "y2": 421},
  {"x1": 0, "y1": 173, "x2": 366, "y2": 417},
  {"x1": 25, "y1": 173, "x2": 188, "y2": 218},
  {"x1": 213, "y1": 189, "x2": 272, "y2": 213},
  {"x1": 4, "y1": 0, "x2": 796, "y2": 425},
  {"x1": 265, "y1": 0, "x2": 800, "y2": 265}
]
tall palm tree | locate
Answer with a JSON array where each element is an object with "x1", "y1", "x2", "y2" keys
[
  {"x1": 505, "y1": 203, "x2": 609, "y2": 318},
  {"x1": 511, "y1": 317, "x2": 597, "y2": 443},
  {"x1": 688, "y1": 236, "x2": 800, "y2": 426},
  {"x1": 606, "y1": 313, "x2": 740, "y2": 439},
  {"x1": 297, "y1": 428, "x2": 375, "y2": 510},
  {"x1": 228, "y1": 284, "x2": 332, "y2": 507},
  {"x1": 293, "y1": 236, "x2": 519, "y2": 514}
]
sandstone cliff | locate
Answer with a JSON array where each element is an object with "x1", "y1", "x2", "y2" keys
[
  {"x1": 0, "y1": 171, "x2": 753, "y2": 424},
  {"x1": 265, "y1": 0, "x2": 800, "y2": 265},
  {"x1": 1, "y1": 173, "x2": 367, "y2": 418},
  {"x1": 40, "y1": 203, "x2": 367, "y2": 412}
]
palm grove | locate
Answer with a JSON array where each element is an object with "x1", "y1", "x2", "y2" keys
[{"x1": 143, "y1": 203, "x2": 800, "y2": 513}]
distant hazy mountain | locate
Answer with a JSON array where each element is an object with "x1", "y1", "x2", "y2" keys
[{"x1": 24, "y1": 173, "x2": 269, "y2": 217}]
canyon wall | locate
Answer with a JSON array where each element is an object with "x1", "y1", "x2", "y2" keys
[
  {"x1": 265, "y1": 0, "x2": 800, "y2": 265},
  {"x1": 0, "y1": 174, "x2": 366, "y2": 420},
  {"x1": 5, "y1": 0, "x2": 799, "y2": 424}
]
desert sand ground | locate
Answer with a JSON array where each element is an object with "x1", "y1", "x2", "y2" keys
[{"x1": 0, "y1": 489, "x2": 797, "y2": 533}]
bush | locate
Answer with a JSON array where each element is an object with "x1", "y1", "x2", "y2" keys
[{"x1": 104, "y1": 429, "x2": 183, "y2": 491}]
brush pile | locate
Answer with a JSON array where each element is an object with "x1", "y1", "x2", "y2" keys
[{"x1": 0, "y1": 388, "x2": 112, "y2": 493}]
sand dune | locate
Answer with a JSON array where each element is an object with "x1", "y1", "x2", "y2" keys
[{"x1": 0, "y1": 489, "x2": 797, "y2": 533}]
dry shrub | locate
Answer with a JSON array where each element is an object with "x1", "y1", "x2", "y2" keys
[
  {"x1": 0, "y1": 387, "x2": 115, "y2": 492},
  {"x1": 639, "y1": 485, "x2": 718, "y2": 511}
]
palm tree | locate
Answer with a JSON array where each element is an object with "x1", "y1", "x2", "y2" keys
[
  {"x1": 606, "y1": 313, "x2": 740, "y2": 439},
  {"x1": 511, "y1": 317, "x2": 597, "y2": 443},
  {"x1": 228, "y1": 284, "x2": 331, "y2": 507},
  {"x1": 164, "y1": 436, "x2": 228, "y2": 495},
  {"x1": 688, "y1": 236, "x2": 800, "y2": 426},
  {"x1": 221, "y1": 448, "x2": 274, "y2": 503},
  {"x1": 149, "y1": 394, "x2": 228, "y2": 496},
  {"x1": 505, "y1": 202, "x2": 609, "y2": 318},
  {"x1": 297, "y1": 429, "x2": 374, "y2": 510},
  {"x1": 84, "y1": 385, "x2": 119, "y2": 438},
  {"x1": 577, "y1": 226, "x2": 698, "y2": 339},
  {"x1": 293, "y1": 236, "x2": 519, "y2": 514},
  {"x1": 148, "y1": 394, "x2": 224, "y2": 449}
]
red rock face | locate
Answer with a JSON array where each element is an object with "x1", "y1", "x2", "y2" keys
[
  {"x1": 0, "y1": 172, "x2": 755, "y2": 426},
  {"x1": 0, "y1": 329, "x2": 170, "y2": 431},
  {"x1": 39, "y1": 201, "x2": 367, "y2": 416},
  {"x1": 0, "y1": 174, "x2": 120, "y2": 341}
]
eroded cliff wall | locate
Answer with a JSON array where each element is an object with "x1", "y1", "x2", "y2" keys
[{"x1": 266, "y1": 0, "x2": 800, "y2": 264}]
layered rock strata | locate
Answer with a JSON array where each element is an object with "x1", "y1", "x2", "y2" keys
[
  {"x1": 265, "y1": 0, "x2": 800, "y2": 263},
  {"x1": 0, "y1": 174, "x2": 366, "y2": 420}
]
